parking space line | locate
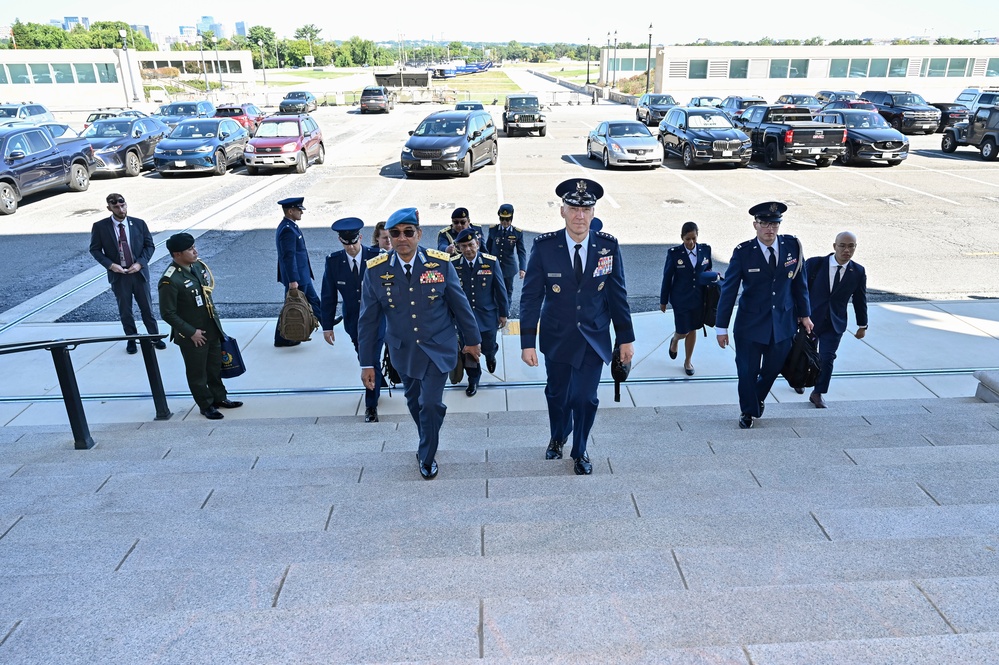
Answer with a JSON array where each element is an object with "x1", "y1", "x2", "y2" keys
[
  {"x1": 567, "y1": 155, "x2": 620, "y2": 208},
  {"x1": 666, "y1": 171, "x2": 737, "y2": 208},
  {"x1": 837, "y1": 170, "x2": 961, "y2": 205},
  {"x1": 750, "y1": 168, "x2": 848, "y2": 206},
  {"x1": 901, "y1": 163, "x2": 999, "y2": 188},
  {"x1": 495, "y1": 157, "x2": 504, "y2": 207},
  {"x1": 377, "y1": 176, "x2": 405, "y2": 211}
]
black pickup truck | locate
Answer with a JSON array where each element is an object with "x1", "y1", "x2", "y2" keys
[
  {"x1": 733, "y1": 105, "x2": 847, "y2": 167},
  {"x1": 0, "y1": 124, "x2": 96, "y2": 214}
]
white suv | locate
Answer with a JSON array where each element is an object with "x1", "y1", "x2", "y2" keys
[
  {"x1": 0, "y1": 103, "x2": 55, "y2": 127},
  {"x1": 955, "y1": 87, "x2": 999, "y2": 113}
]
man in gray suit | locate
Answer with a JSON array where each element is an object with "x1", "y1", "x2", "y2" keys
[{"x1": 89, "y1": 192, "x2": 165, "y2": 354}]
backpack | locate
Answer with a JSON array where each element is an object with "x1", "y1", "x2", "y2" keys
[{"x1": 278, "y1": 288, "x2": 319, "y2": 342}]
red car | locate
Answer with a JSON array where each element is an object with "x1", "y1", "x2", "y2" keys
[
  {"x1": 244, "y1": 113, "x2": 324, "y2": 174},
  {"x1": 215, "y1": 104, "x2": 265, "y2": 134}
]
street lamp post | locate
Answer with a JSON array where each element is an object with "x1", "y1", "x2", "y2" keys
[
  {"x1": 118, "y1": 28, "x2": 139, "y2": 103},
  {"x1": 258, "y1": 39, "x2": 267, "y2": 86},
  {"x1": 199, "y1": 40, "x2": 209, "y2": 93},
  {"x1": 213, "y1": 36, "x2": 223, "y2": 90},
  {"x1": 605, "y1": 33, "x2": 610, "y2": 86},
  {"x1": 612, "y1": 31, "x2": 618, "y2": 88},
  {"x1": 586, "y1": 37, "x2": 591, "y2": 85},
  {"x1": 645, "y1": 24, "x2": 653, "y2": 93}
]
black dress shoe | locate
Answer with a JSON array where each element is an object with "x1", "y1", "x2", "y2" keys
[
  {"x1": 126, "y1": 341, "x2": 137, "y2": 355},
  {"x1": 486, "y1": 356, "x2": 497, "y2": 373},
  {"x1": 200, "y1": 405, "x2": 224, "y2": 420},
  {"x1": 668, "y1": 339, "x2": 678, "y2": 360},
  {"x1": 758, "y1": 401, "x2": 766, "y2": 417},
  {"x1": 332, "y1": 315, "x2": 343, "y2": 326},
  {"x1": 154, "y1": 340, "x2": 167, "y2": 350},
  {"x1": 465, "y1": 381, "x2": 477, "y2": 397},
  {"x1": 794, "y1": 386, "x2": 804, "y2": 394},
  {"x1": 809, "y1": 391, "x2": 828, "y2": 409},
  {"x1": 573, "y1": 454, "x2": 593, "y2": 475},
  {"x1": 364, "y1": 407, "x2": 379, "y2": 422},
  {"x1": 739, "y1": 413, "x2": 753, "y2": 429},
  {"x1": 274, "y1": 340, "x2": 301, "y2": 347},
  {"x1": 545, "y1": 438, "x2": 565, "y2": 460},
  {"x1": 684, "y1": 364, "x2": 694, "y2": 376},
  {"x1": 213, "y1": 399, "x2": 243, "y2": 409},
  {"x1": 418, "y1": 454, "x2": 438, "y2": 480}
]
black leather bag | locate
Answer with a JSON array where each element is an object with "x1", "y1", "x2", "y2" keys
[
  {"x1": 220, "y1": 335, "x2": 246, "y2": 379},
  {"x1": 781, "y1": 326, "x2": 821, "y2": 390},
  {"x1": 702, "y1": 282, "x2": 721, "y2": 329},
  {"x1": 611, "y1": 343, "x2": 632, "y2": 403}
]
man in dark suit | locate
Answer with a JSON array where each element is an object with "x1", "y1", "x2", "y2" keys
[
  {"x1": 453, "y1": 227, "x2": 509, "y2": 396},
  {"x1": 520, "y1": 179, "x2": 635, "y2": 475},
  {"x1": 357, "y1": 207, "x2": 481, "y2": 480},
  {"x1": 803, "y1": 231, "x2": 868, "y2": 408},
  {"x1": 89, "y1": 192, "x2": 166, "y2": 354},
  {"x1": 321, "y1": 217, "x2": 385, "y2": 422},
  {"x1": 716, "y1": 202, "x2": 813, "y2": 429},
  {"x1": 275, "y1": 196, "x2": 321, "y2": 347},
  {"x1": 485, "y1": 203, "x2": 527, "y2": 300}
]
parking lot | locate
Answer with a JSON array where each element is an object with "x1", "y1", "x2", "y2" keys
[{"x1": 3, "y1": 95, "x2": 999, "y2": 328}]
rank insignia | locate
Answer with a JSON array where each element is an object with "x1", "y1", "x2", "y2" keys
[{"x1": 552, "y1": 284, "x2": 561, "y2": 294}]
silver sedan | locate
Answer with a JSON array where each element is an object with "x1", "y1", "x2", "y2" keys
[{"x1": 586, "y1": 120, "x2": 663, "y2": 169}]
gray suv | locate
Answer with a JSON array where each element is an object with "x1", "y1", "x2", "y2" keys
[
  {"x1": 359, "y1": 86, "x2": 395, "y2": 113},
  {"x1": 0, "y1": 103, "x2": 55, "y2": 127}
]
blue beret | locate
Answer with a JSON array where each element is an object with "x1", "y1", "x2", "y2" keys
[
  {"x1": 451, "y1": 207, "x2": 470, "y2": 220},
  {"x1": 590, "y1": 217, "x2": 603, "y2": 232},
  {"x1": 455, "y1": 228, "x2": 478, "y2": 244},
  {"x1": 556, "y1": 178, "x2": 603, "y2": 207},
  {"x1": 749, "y1": 201, "x2": 787, "y2": 223},
  {"x1": 498, "y1": 204, "x2": 514, "y2": 217},
  {"x1": 278, "y1": 197, "x2": 306, "y2": 210},
  {"x1": 386, "y1": 207, "x2": 420, "y2": 229}
]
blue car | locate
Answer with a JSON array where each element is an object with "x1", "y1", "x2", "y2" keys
[
  {"x1": 82, "y1": 117, "x2": 168, "y2": 177},
  {"x1": 153, "y1": 100, "x2": 216, "y2": 129},
  {"x1": 154, "y1": 118, "x2": 248, "y2": 176}
]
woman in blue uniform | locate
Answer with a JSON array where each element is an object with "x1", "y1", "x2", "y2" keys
[{"x1": 659, "y1": 222, "x2": 720, "y2": 375}]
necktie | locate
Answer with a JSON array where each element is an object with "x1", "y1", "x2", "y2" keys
[
  {"x1": 573, "y1": 244, "x2": 583, "y2": 282},
  {"x1": 404, "y1": 263, "x2": 412, "y2": 281},
  {"x1": 768, "y1": 246, "x2": 776, "y2": 271},
  {"x1": 352, "y1": 259, "x2": 359, "y2": 279},
  {"x1": 832, "y1": 265, "x2": 842, "y2": 291},
  {"x1": 117, "y1": 223, "x2": 134, "y2": 268}
]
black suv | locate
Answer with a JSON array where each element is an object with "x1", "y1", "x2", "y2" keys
[
  {"x1": 860, "y1": 90, "x2": 941, "y2": 134},
  {"x1": 359, "y1": 86, "x2": 395, "y2": 113},
  {"x1": 502, "y1": 95, "x2": 546, "y2": 136},
  {"x1": 400, "y1": 110, "x2": 498, "y2": 177},
  {"x1": 941, "y1": 106, "x2": 999, "y2": 160},
  {"x1": 636, "y1": 93, "x2": 678, "y2": 126}
]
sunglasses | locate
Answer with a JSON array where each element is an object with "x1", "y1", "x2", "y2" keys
[
  {"x1": 388, "y1": 228, "x2": 417, "y2": 238},
  {"x1": 109, "y1": 198, "x2": 126, "y2": 205}
]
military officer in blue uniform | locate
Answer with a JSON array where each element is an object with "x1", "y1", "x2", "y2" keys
[
  {"x1": 436, "y1": 207, "x2": 482, "y2": 256},
  {"x1": 485, "y1": 203, "x2": 527, "y2": 299},
  {"x1": 520, "y1": 179, "x2": 636, "y2": 475},
  {"x1": 275, "y1": 197, "x2": 321, "y2": 347},
  {"x1": 358, "y1": 207, "x2": 481, "y2": 480},
  {"x1": 452, "y1": 227, "x2": 509, "y2": 396},
  {"x1": 716, "y1": 201, "x2": 813, "y2": 429},
  {"x1": 321, "y1": 217, "x2": 385, "y2": 422}
]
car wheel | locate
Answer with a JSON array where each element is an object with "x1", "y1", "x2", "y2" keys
[
  {"x1": 764, "y1": 142, "x2": 780, "y2": 168},
  {"x1": 124, "y1": 151, "x2": 141, "y2": 177},
  {"x1": 68, "y1": 163, "x2": 90, "y2": 191},
  {"x1": 816, "y1": 157, "x2": 832, "y2": 167},
  {"x1": 636, "y1": 110, "x2": 642, "y2": 122},
  {"x1": 586, "y1": 140, "x2": 594, "y2": 160},
  {"x1": 539, "y1": 126, "x2": 547, "y2": 137},
  {"x1": 738, "y1": 159, "x2": 751, "y2": 168},
  {"x1": 660, "y1": 138, "x2": 670, "y2": 160},
  {"x1": 602, "y1": 150, "x2": 611, "y2": 169},
  {"x1": 460, "y1": 153, "x2": 471, "y2": 177},
  {"x1": 0, "y1": 182, "x2": 18, "y2": 215},
  {"x1": 213, "y1": 150, "x2": 227, "y2": 176},
  {"x1": 682, "y1": 144, "x2": 695, "y2": 169},
  {"x1": 488, "y1": 141, "x2": 498, "y2": 165},
  {"x1": 316, "y1": 144, "x2": 325, "y2": 165},
  {"x1": 246, "y1": 164, "x2": 258, "y2": 175},
  {"x1": 941, "y1": 133, "x2": 958, "y2": 153},
  {"x1": 886, "y1": 159, "x2": 902, "y2": 166},
  {"x1": 295, "y1": 151, "x2": 308, "y2": 173},
  {"x1": 838, "y1": 144, "x2": 853, "y2": 165},
  {"x1": 981, "y1": 138, "x2": 998, "y2": 161},
  {"x1": 889, "y1": 117, "x2": 902, "y2": 131}
]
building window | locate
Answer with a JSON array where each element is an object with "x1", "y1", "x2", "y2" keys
[
  {"x1": 769, "y1": 59, "x2": 789, "y2": 78},
  {"x1": 889, "y1": 58, "x2": 908, "y2": 77},
  {"x1": 829, "y1": 59, "x2": 849, "y2": 78},
  {"x1": 729, "y1": 59, "x2": 748, "y2": 79},
  {"x1": 0, "y1": 67, "x2": 7, "y2": 85},
  {"x1": 988, "y1": 58, "x2": 999, "y2": 76},
  {"x1": 869, "y1": 58, "x2": 889, "y2": 77},
  {"x1": 926, "y1": 58, "x2": 948, "y2": 77},
  {"x1": 849, "y1": 59, "x2": 869, "y2": 78},
  {"x1": 227, "y1": 60, "x2": 242, "y2": 74},
  {"x1": 52, "y1": 63, "x2": 75, "y2": 83},
  {"x1": 790, "y1": 59, "x2": 809, "y2": 78},
  {"x1": 634, "y1": 58, "x2": 647, "y2": 72},
  {"x1": 29, "y1": 64, "x2": 52, "y2": 83},
  {"x1": 621, "y1": 58, "x2": 635, "y2": 72},
  {"x1": 7, "y1": 64, "x2": 30, "y2": 84},
  {"x1": 74, "y1": 63, "x2": 97, "y2": 83},
  {"x1": 96, "y1": 63, "x2": 119, "y2": 83},
  {"x1": 948, "y1": 58, "x2": 971, "y2": 77},
  {"x1": 689, "y1": 59, "x2": 708, "y2": 79}
]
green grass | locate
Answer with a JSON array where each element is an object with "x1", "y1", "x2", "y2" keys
[{"x1": 274, "y1": 70, "x2": 356, "y2": 80}]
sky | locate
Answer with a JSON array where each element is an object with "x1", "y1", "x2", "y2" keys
[{"x1": 4, "y1": 1, "x2": 997, "y2": 45}]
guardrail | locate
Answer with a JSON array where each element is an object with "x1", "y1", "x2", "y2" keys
[{"x1": 0, "y1": 335, "x2": 171, "y2": 450}]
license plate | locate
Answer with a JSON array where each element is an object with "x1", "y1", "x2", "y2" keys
[
  {"x1": 880, "y1": 153, "x2": 889, "y2": 159},
  {"x1": 722, "y1": 150, "x2": 733, "y2": 157},
  {"x1": 809, "y1": 147, "x2": 821, "y2": 154},
  {"x1": 420, "y1": 159, "x2": 432, "y2": 167},
  {"x1": 174, "y1": 160, "x2": 186, "y2": 167}
]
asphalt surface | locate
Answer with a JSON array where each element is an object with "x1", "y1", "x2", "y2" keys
[{"x1": 4, "y1": 91, "x2": 999, "y2": 328}]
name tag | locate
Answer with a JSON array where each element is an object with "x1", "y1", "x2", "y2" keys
[
  {"x1": 337, "y1": 281, "x2": 346, "y2": 285},
  {"x1": 748, "y1": 268, "x2": 760, "y2": 273},
  {"x1": 548, "y1": 273, "x2": 561, "y2": 278},
  {"x1": 195, "y1": 295, "x2": 204, "y2": 307}
]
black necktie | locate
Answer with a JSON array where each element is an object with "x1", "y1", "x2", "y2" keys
[
  {"x1": 573, "y1": 244, "x2": 583, "y2": 282},
  {"x1": 832, "y1": 265, "x2": 842, "y2": 291},
  {"x1": 404, "y1": 263, "x2": 412, "y2": 281},
  {"x1": 768, "y1": 246, "x2": 776, "y2": 271},
  {"x1": 352, "y1": 259, "x2": 359, "y2": 278}
]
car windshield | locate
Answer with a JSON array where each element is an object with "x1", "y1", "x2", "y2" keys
[
  {"x1": 415, "y1": 118, "x2": 467, "y2": 136},
  {"x1": 255, "y1": 120, "x2": 301, "y2": 138},
  {"x1": 844, "y1": 113, "x2": 890, "y2": 129},
  {"x1": 834, "y1": 92, "x2": 859, "y2": 100},
  {"x1": 361, "y1": 89, "x2": 384, "y2": 98},
  {"x1": 508, "y1": 98, "x2": 538, "y2": 111},
  {"x1": 694, "y1": 97, "x2": 722, "y2": 107},
  {"x1": 0, "y1": 108, "x2": 18, "y2": 118},
  {"x1": 892, "y1": 93, "x2": 928, "y2": 106},
  {"x1": 169, "y1": 121, "x2": 219, "y2": 139},
  {"x1": 456, "y1": 102, "x2": 483, "y2": 110},
  {"x1": 740, "y1": 100, "x2": 764, "y2": 108},
  {"x1": 688, "y1": 113, "x2": 734, "y2": 129},
  {"x1": 286, "y1": 92, "x2": 308, "y2": 100},
  {"x1": 647, "y1": 95, "x2": 676, "y2": 105},
  {"x1": 607, "y1": 123, "x2": 652, "y2": 137},
  {"x1": 770, "y1": 108, "x2": 813, "y2": 122},
  {"x1": 83, "y1": 120, "x2": 134, "y2": 138},
  {"x1": 161, "y1": 104, "x2": 199, "y2": 116},
  {"x1": 216, "y1": 108, "x2": 244, "y2": 117},
  {"x1": 792, "y1": 95, "x2": 820, "y2": 105}
]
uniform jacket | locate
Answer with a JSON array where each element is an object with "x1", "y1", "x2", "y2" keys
[
  {"x1": 659, "y1": 243, "x2": 719, "y2": 312},
  {"x1": 89, "y1": 216, "x2": 155, "y2": 284},
  {"x1": 275, "y1": 217, "x2": 314, "y2": 286},
  {"x1": 520, "y1": 230, "x2": 635, "y2": 366},
  {"x1": 452, "y1": 251, "x2": 510, "y2": 331},
  {"x1": 158, "y1": 260, "x2": 223, "y2": 344},
  {"x1": 320, "y1": 245, "x2": 382, "y2": 341},
  {"x1": 716, "y1": 235, "x2": 811, "y2": 345},
  {"x1": 485, "y1": 224, "x2": 527, "y2": 272},
  {"x1": 805, "y1": 254, "x2": 868, "y2": 336},
  {"x1": 436, "y1": 224, "x2": 483, "y2": 253},
  {"x1": 357, "y1": 247, "x2": 480, "y2": 378}
]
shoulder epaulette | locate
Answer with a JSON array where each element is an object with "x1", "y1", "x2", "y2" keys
[
  {"x1": 426, "y1": 248, "x2": 451, "y2": 260},
  {"x1": 735, "y1": 243, "x2": 744, "y2": 250},
  {"x1": 534, "y1": 231, "x2": 559, "y2": 243},
  {"x1": 481, "y1": 252, "x2": 497, "y2": 261},
  {"x1": 595, "y1": 230, "x2": 617, "y2": 241},
  {"x1": 366, "y1": 253, "x2": 388, "y2": 268},
  {"x1": 513, "y1": 226, "x2": 522, "y2": 232},
  {"x1": 162, "y1": 265, "x2": 176, "y2": 278},
  {"x1": 449, "y1": 254, "x2": 461, "y2": 262}
]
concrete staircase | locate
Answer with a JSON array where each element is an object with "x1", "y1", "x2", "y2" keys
[{"x1": 0, "y1": 397, "x2": 997, "y2": 663}]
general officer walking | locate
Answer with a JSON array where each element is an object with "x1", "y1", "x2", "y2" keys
[
  {"x1": 320, "y1": 217, "x2": 385, "y2": 422},
  {"x1": 357, "y1": 207, "x2": 481, "y2": 480},
  {"x1": 520, "y1": 179, "x2": 635, "y2": 475},
  {"x1": 716, "y1": 202, "x2": 812, "y2": 429},
  {"x1": 453, "y1": 227, "x2": 509, "y2": 396},
  {"x1": 89, "y1": 192, "x2": 166, "y2": 354},
  {"x1": 485, "y1": 203, "x2": 527, "y2": 300},
  {"x1": 803, "y1": 231, "x2": 868, "y2": 408},
  {"x1": 158, "y1": 233, "x2": 243, "y2": 420},
  {"x1": 275, "y1": 197, "x2": 321, "y2": 347}
]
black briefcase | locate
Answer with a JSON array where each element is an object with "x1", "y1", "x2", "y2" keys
[{"x1": 781, "y1": 326, "x2": 820, "y2": 390}]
